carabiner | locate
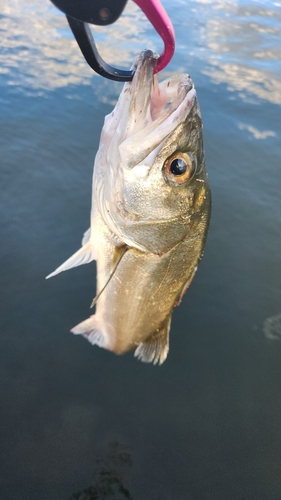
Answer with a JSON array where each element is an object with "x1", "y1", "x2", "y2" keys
[{"x1": 50, "y1": 0, "x2": 175, "y2": 81}]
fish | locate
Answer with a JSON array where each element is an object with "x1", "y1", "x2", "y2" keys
[{"x1": 46, "y1": 50, "x2": 211, "y2": 365}]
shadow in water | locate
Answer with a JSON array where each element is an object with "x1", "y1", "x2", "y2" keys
[{"x1": 69, "y1": 442, "x2": 133, "y2": 500}]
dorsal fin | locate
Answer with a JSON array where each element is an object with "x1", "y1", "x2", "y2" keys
[
  {"x1": 90, "y1": 245, "x2": 128, "y2": 308},
  {"x1": 134, "y1": 316, "x2": 171, "y2": 365}
]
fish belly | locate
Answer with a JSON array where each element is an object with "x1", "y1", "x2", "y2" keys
[{"x1": 72, "y1": 227, "x2": 207, "y2": 364}]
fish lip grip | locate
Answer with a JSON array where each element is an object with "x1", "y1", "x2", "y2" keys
[
  {"x1": 50, "y1": 0, "x2": 175, "y2": 81},
  {"x1": 133, "y1": 0, "x2": 175, "y2": 74}
]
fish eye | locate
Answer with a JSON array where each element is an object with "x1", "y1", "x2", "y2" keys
[{"x1": 163, "y1": 152, "x2": 196, "y2": 185}]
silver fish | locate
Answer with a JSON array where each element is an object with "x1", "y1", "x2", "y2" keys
[{"x1": 46, "y1": 50, "x2": 211, "y2": 365}]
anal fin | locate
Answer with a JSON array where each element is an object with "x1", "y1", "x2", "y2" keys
[
  {"x1": 134, "y1": 316, "x2": 171, "y2": 365},
  {"x1": 71, "y1": 315, "x2": 106, "y2": 348}
]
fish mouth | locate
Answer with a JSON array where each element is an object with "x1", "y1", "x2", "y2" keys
[
  {"x1": 130, "y1": 49, "x2": 194, "y2": 124},
  {"x1": 117, "y1": 50, "x2": 196, "y2": 169}
]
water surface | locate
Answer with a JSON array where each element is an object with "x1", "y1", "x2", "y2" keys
[{"x1": 1, "y1": 1, "x2": 281, "y2": 499}]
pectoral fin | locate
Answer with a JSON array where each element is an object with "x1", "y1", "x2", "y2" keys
[
  {"x1": 81, "y1": 228, "x2": 91, "y2": 246},
  {"x1": 45, "y1": 241, "x2": 96, "y2": 279},
  {"x1": 134, "y1": 316, "x2": 171, "y2": 365}
]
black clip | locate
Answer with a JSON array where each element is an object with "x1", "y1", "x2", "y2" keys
[
  {"x1": 66, "y1": 15, "x2": 134, "y2": 82},
  {"x1": 50, "y1": 0, "x2": 175, "y2": 82},
  {"x1": 50, "y1": 0, "x2": 134, "y2": 81}
]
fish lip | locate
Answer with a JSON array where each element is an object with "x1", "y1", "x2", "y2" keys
[
  {"x1": 136, "y1": 49, "x2": 159, "y2": 68},
  {"x1": 132, "y1": 49, "x2": 159, "y2": 76},
  {"x1": 127, "y1": 49, "x2": 159, "y2": 116}
]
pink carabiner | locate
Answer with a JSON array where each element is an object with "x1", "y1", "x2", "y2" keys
[{"x1": 133, "y1": 0, "x2": 175, "y2": 73}]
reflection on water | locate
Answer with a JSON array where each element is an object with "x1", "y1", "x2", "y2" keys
[
  {"x1": 1, "y1": 0, "x2": 281, "y2": 499},
  {"x1": 264, "y1": 313, "x2": 281, "y2": 340},
  {"x1": 2, "y1": 0, "x2": 281, "y2": 104},
  {"x1": 0, "y1": 0, "x2": 150, "y2": 93},
  {"x1": 195, "y1": 0, "x2": 281, "y2": 103},
  {"x1": 0, "y1": 0, "x2": 91, "y2": 91},
  {"x1": 203, "y1": 62, "x2": 281, "y2": 104},
  {"x1": 238, "y1": 123, "x2": 276, "y2": 139}
]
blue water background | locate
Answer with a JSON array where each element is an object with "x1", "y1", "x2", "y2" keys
[{"x1": 0, "y1": 0, "x2": 281, "y2": 498}]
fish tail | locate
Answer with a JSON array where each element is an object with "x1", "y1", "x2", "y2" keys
[{"x1": 71, "y1": 315, "x2": 106, "y2": 348}]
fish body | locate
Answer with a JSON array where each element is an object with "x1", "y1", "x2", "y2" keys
[{"x1": 47, "y1": 50, "x2": 211, "y2": 364}]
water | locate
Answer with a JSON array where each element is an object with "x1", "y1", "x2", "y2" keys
[{"x1": 1, "y1": 0, "x2": 281, "y2": 498}]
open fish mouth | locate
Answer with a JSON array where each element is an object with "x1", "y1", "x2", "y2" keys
[
  {"x1": 116, "y1": 49, "x2": 196, "y2": 168},
  {"x1": 130, "y1": 49, "x2": 194, "y2": 118},
  {"x1": 99, "y1": 49, "x2": 196, "y2": 175}
]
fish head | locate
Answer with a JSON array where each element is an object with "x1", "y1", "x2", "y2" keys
[{"x1": 94, "y1": 50, "x2": 211, "y2": 254}]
